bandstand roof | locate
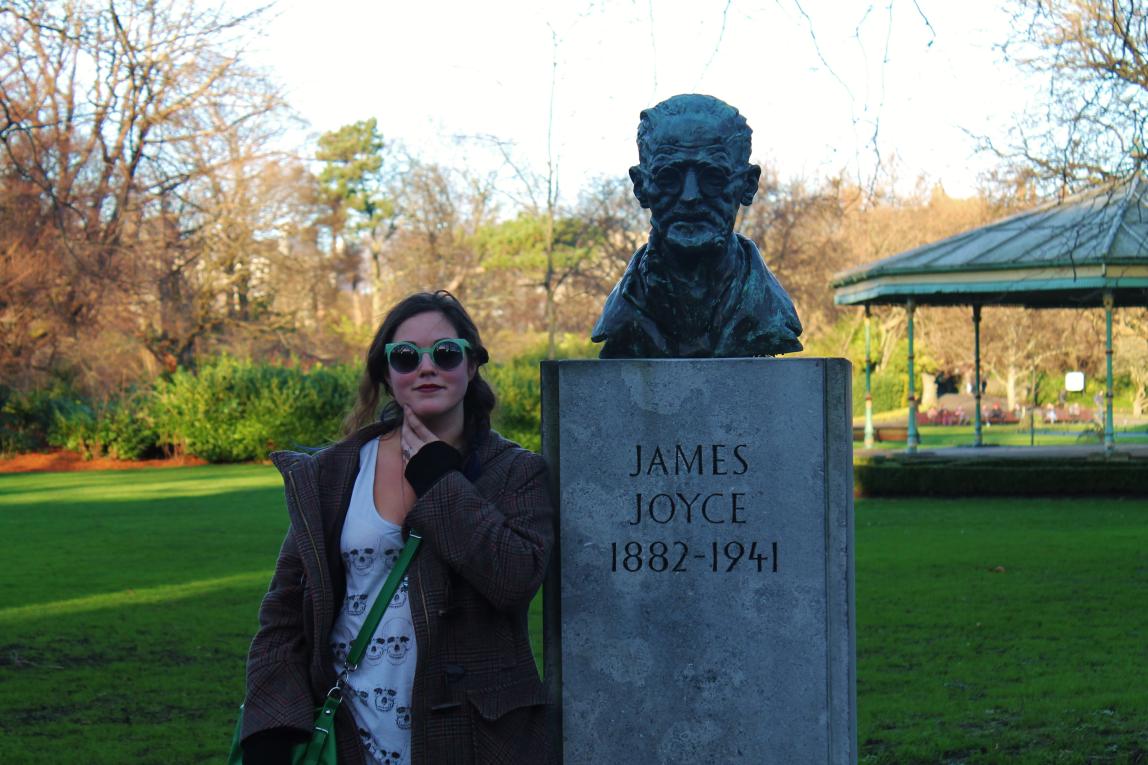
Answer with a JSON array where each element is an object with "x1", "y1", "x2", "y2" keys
[{"x1": 832, "y1": 176, "x2": 1148, "y2": 308}]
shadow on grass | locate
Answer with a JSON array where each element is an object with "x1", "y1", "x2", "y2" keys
[
  {"x1": 0, "y1": 463, "x2": 279, "y2": 503},
  {"x1": 0, "y1": 571, "x2": 271, "y2": 624}
]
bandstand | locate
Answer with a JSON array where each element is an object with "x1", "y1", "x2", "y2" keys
[{"x1": 832, "y1": 176, "x2": 1148, "y2": 456}]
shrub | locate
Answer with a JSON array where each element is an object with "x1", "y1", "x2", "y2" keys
[
  {"x1": 97, "y1": 393, "x2": 161, "y2": 461},
  {"x1": 0, "y1": 383, "x2": 87, "y2": 454},
  {"x1": 487, "y1": 358, "x2": 542, "y2": 452},
  {"x1": 852, "y1": 365, "x2": 908, "y2": 416},
  {"x1": 47, "y1": 401, "x2": 98, "y2": 457},
  {"x1": 47, "y1": 390, "x2": 161, "y2": 460},
  {"x1": 152, "y1": 358, "x2": 357, "y2": 462},
  {"x1": 485, "y1": 333, "x2": 596, "y2": 452}
]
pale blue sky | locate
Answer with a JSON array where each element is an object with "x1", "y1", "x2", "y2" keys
[{"x1": 248, "y1": 0, "x2": 1032, "y2": 201}]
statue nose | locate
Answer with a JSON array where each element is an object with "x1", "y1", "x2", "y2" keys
[{"x1": 680, "y1": 168, "x2": 702, "y2": 201}]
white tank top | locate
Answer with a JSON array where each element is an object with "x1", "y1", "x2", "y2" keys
[{"x1": 329, "y1": 437, "x2": 417, "y2": 765}]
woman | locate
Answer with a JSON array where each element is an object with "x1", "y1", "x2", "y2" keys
[{"x1": 240, "y1": 291, "x2": 554, "y2": 764}]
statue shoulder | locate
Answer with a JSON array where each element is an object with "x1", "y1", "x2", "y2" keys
[
  {"x1": 591, "y1": 244, "x2": 649, "y2": 340},
  {"x1": 717, "y1": 234, "x2": 804, "y2": 355},
  {"x1": 736, "y1": 234, "x2": 769, "y2": 270}
]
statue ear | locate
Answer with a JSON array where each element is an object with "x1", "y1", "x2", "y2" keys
[
  {"x1": 629, "y1": 165, "x2": 651, "y2": 209},
  {"x1": 739, "y1": 164, "x2": 762, "y2": 206}
]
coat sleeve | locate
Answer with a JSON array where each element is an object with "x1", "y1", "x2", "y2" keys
[
  {"x1": 404, "y1": 450, "x2": 554, "y2": 612},
  {"x1": 242, "y1": 528, "x2": 316, "y2": 740}
]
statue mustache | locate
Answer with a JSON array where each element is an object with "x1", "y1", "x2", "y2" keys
[{"x1": 662, "y1": 205, "x2": 726, "y2": 228}]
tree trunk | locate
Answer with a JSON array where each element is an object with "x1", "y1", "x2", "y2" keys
[
  {"x1": 920, "y1": 372, "x2": 938, "y2": 410},
  {"x1": 310, "y1": 283, "x2": 322, "y2": 329},
  {"x1": 1006, "y1": 366, "x2": 1019, "y2": 411},
  {"x1": 546, "y1": 287, "x2": 557, "y2": 360},
  {"x1": 370, "y1": 248, "x2": 388, "y2": 326},
  {"x1": 351, "y1": 290, "x2": 365, "y2": 329},
  {"x1": 371, "y1": 288, "x2": 386, "y2": 327},
  {"x1": 544, "y1": 213, "x2": 557, "y2": 360}
]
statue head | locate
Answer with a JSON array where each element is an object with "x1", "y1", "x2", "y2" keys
[{"x1": 629, "y1": 94, "x2": 762, "y2": 259}]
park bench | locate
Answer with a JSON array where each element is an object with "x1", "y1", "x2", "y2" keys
[
  {"x1": 922, "y1": 407, "x2": 970, "y2": 426},
  {"x1": 1039, "y1": 406, "x2": 1094, "y2": 424},
  {"x1": 853, "y1": 425, "x2": 909, "y2": 442}
]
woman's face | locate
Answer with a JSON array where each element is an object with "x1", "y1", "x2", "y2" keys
[{"x1": 385, "y1": 310, "x2": 475, "y2": 424}]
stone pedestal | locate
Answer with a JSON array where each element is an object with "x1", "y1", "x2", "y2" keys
[{"x1": 541, "y1": 358, "x2": 855, "y2": 764}]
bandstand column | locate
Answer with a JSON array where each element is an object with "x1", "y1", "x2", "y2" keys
[
  {"x1": 1104, "y1": 291, "x2": 1115, "y2": 455},
  {"x1": 864, "y1": 305, "x2": 875, "y2": 449},
  {"x1": 973, "y1": 304, "x2": 983, "y2": 447},
  {"x1": 906, "y1": 299, "x2": 919, "y2": 453}
]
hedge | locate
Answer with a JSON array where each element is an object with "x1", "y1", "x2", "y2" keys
[{"x1": 855, "y1": 454, "x2": 1148, "y2": 497}]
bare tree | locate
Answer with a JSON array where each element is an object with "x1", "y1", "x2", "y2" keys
[
  {"x1": 738, "y1": 164, "x2": 850, "y2": 337},
  {"x1": 565, "y1": 174, "x2": 646, "y2": 307},
  {"x1": 994, "y1": 0, "x2": 1148, "y2": 192},
  {"x1": 1115, "y1": 309, "x2": 1148, "y2": 416},
  {"x1": 382, "y1": 159, "x2": 497, "y2": 310},
  {"x1": 0, "y1": 0, "x2": 286, "y2": 384}
]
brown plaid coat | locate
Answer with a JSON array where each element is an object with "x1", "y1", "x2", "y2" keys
[{"x1": 242, "y1": 423, "x2": 555, "y2": 764}]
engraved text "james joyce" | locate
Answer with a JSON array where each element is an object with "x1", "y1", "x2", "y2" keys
[{"x1": 629, "y1": 444, "x2": 749, "y2": 477}]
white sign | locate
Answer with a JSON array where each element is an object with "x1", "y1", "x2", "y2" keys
[{"x1": 1065, "y1": 371, "x2": 1085, "y2": 392}]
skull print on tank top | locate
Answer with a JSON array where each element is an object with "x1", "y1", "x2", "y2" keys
[{"x1": 330, "y1": 437, "x2": 417, "y2": 765}]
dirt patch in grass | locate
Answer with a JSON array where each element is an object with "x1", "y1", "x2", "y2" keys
[{"x1": 0, "y1": 450, "x2": 207, "y2": 474}]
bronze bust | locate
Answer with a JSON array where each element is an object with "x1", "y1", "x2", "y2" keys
[{"x1": 591, "y1": 94, "x2": 803, "y2": 358}]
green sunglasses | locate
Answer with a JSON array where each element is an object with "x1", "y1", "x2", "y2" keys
[{"x1": 384, "y1": 338, "x2": 472, "y2": 374}]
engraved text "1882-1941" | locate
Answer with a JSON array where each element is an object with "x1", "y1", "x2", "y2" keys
[
  {"x1": 618, "y1": 443, "x2": 780, "y2": 574},
  {"x1": 611, "y1": 540, "x2": 778, "y2": 573}
]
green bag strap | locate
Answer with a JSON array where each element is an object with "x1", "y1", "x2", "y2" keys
[
  {"x1": 346, "y1": 532, "x2": 422, "y2": 671},
  {"x1": 297, "y1": 532, "x2": 421, "y2": 765}
]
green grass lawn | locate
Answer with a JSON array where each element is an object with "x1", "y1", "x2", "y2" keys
[
  {"x1": 0, "y1": 466, "x2": 284, "y2": 765},
  {"x1": 856, "y1": 498, "x2": 1148, "y2": 764},
  {"x1": 1, "y1": 468, "x2": 1146, "y2": 763},
  {"x1": 860, "y1": 422, "x2": 1148, "y2": 450}
]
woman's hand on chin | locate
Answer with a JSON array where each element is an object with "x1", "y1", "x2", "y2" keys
[{"x1": 401, "y1": 404, "x2": 441, "y2": 459}]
